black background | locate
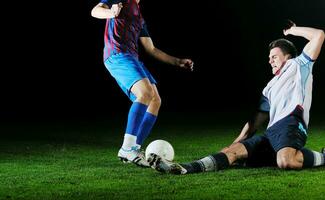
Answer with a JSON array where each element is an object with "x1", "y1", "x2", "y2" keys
[{"x1": 1, "y1": 0, "x2": 325, "y2": 121}]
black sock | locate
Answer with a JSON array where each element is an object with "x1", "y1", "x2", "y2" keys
[
  {"x1": 300, "y1": 148, "x2": 314, "y2": 168},
  {"x1": 211, "y1": 152, "x2": 230, "y2": 170},
  {"x1": 300, "y1": 148, "x2": 325, "y2": 168},
  {"x1": 180, "y1": 152, "x2": 230, "y2": 174}
]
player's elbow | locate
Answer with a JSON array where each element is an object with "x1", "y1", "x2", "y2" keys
[
  {"x1": 91, "y1": 8, "x2": 99, "y2": 18},
  {"x1": 315, "y1": 29, "x2": 325, "y2": 43},
  {"x1": 91, "y1": 8, "x2": 96, "y2": 18},
  {"x1": 91, "y1": 6, "x2": 104, "y2": 19},
  {"x1": 319, "y1": 30, "x2": 325, "y2": 42},
  {"x1": 144, "y1": 46, "x2": 156, "y2": 56}
]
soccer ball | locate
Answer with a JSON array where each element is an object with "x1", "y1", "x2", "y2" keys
[{"x1": 145, "y1": 139, "x2": 174, "y2": 161}]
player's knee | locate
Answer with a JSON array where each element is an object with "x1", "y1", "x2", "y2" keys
[
  {"x1": 277, "y1": 157, "x2": 294, "y2": 169},
  {"x1": 136, "y1": 90, "x2": 154, "y2": 103},
  {"x1": 222, "y1": 143, "x2": 247, "y2": 160},
  {"x1": 151, "y1": 94, "x2": 161, "y2": 107}
]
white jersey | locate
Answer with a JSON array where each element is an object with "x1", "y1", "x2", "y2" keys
[{"x1": 262, "y1": 52, "x2": 314, "y2": 128}]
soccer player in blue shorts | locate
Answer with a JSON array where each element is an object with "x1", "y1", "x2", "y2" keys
[
  {"x1": 91, "y1": 0, "x2": 194, "y2": 167},
  {"x1": 148, "y1": 21, "x2": 325, "y2": 174}
]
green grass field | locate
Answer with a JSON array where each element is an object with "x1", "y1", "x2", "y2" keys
[{"x1": 1, "y1": 113, "x2": 324, "y2": 200}]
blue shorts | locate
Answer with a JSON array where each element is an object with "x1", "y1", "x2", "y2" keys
[
  {"x1": 242, "y1": 135, "x2": 277, "y2": 167},
  {"x1": 104, "y1": 53, "x2": 157, "y2": 101},
  {"x1": 265, "y1": 115, "x2": 307, "y2": 152},
  {"x1": 241, "y1": 114, "x2": 307, "y2": 165}
]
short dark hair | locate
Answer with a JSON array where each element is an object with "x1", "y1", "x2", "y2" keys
[{"x1": 269, "y1": 38, "x2": 298, "y2": 58}]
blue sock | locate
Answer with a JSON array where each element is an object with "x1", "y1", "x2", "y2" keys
[
  {"x1": 136, "y1": 112, "x2": 157, "y2": 145},
  {"x1": 125, "y1": 102, "x2": 148, "y2": 136}
]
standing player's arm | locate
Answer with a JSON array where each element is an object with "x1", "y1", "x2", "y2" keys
[
  {"x1": 91, "y1": 2, "x2": 123, "y2": 19},
  {"x1": 139, "y1": 37, "x2": 194, "y2": 71},
  {"x1": 284, "y1": 23, "x2": 325, "y2": 60},
  {"x1": 232, "y1": 112, "x2": 269, "y2": 144}
]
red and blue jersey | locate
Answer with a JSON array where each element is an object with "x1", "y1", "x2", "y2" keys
[{"x1": 100, "y1": 0, "x2": 150, "y2": 61}]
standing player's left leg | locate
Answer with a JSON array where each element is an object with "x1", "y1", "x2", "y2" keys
[
  {"x1": 277, "y1": 147, "x2": 325, "y2": 169},
  {"x1": 136, "y1": 84, "x2": 161, "y2": 147}
]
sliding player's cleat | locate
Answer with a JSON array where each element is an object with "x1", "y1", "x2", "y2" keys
[{"x1": 147, "y1": 153, "x2": 187, "y2": 174}]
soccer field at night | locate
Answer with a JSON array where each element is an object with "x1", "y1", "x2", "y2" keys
[
  {"x1": 1, "y1": 113, "x2": 324, "y2": 200},
  {"x1": 2, "y1": 0, "x2": 325, "y2": 199}
]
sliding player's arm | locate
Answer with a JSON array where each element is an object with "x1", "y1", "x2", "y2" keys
[
  {"x1": 283, "y1": 21, "x2": 324, "y2": 60},
  {"x1": 232, "y1": 112, "x2": 269, "y2": 144}
]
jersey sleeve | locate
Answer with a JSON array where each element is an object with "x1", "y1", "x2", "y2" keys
[
  {"x1": 295, "y1": 52, "x2": 314, "y2": 66},
  {"x1": 295, "y1": 52, "x2": 315, "y2": 87},
  {"x1": 258, "y1": 95, "x2": 270, "y2": 113},
  {"x1": 139, "y1": 22, "x2": 150, "y2": 37}
]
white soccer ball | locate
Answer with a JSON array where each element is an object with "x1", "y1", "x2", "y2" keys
[{"x1": 145, "y1": 139, "x2": 174, "y2": 161}]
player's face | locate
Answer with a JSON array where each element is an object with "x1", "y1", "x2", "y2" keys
[
  {"x1": 268, "y1": 47, "x2": 290, "y2": 75},
  {"x1": 136, "y1": 0, "x2": 140, "y2": 3}
]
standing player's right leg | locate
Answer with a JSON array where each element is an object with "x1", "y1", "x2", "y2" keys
[
  {"x1": 104, "y1": 54, "x2": 157, "y2": 167},
  {"x1": 135, "y1": 84, "x2": 161, "y2": 148},
  {"x1": 118, "y1": 78, "x2": 154, "y2": 167}
]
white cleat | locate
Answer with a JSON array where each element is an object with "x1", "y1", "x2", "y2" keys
[
  {"x1": 147, "y1": 153, "x2": 187, "y2": 174},
  {"x1": 118, "y1": 147, "x2": 150, "y2": 168}
]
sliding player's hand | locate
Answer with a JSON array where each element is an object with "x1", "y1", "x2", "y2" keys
[
  {"x1": 283, "y1": 19, "x2": 296, "y2": 36},
  {"x1": 177, "y1": 58, "x2": 194, "y2": 71}
]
